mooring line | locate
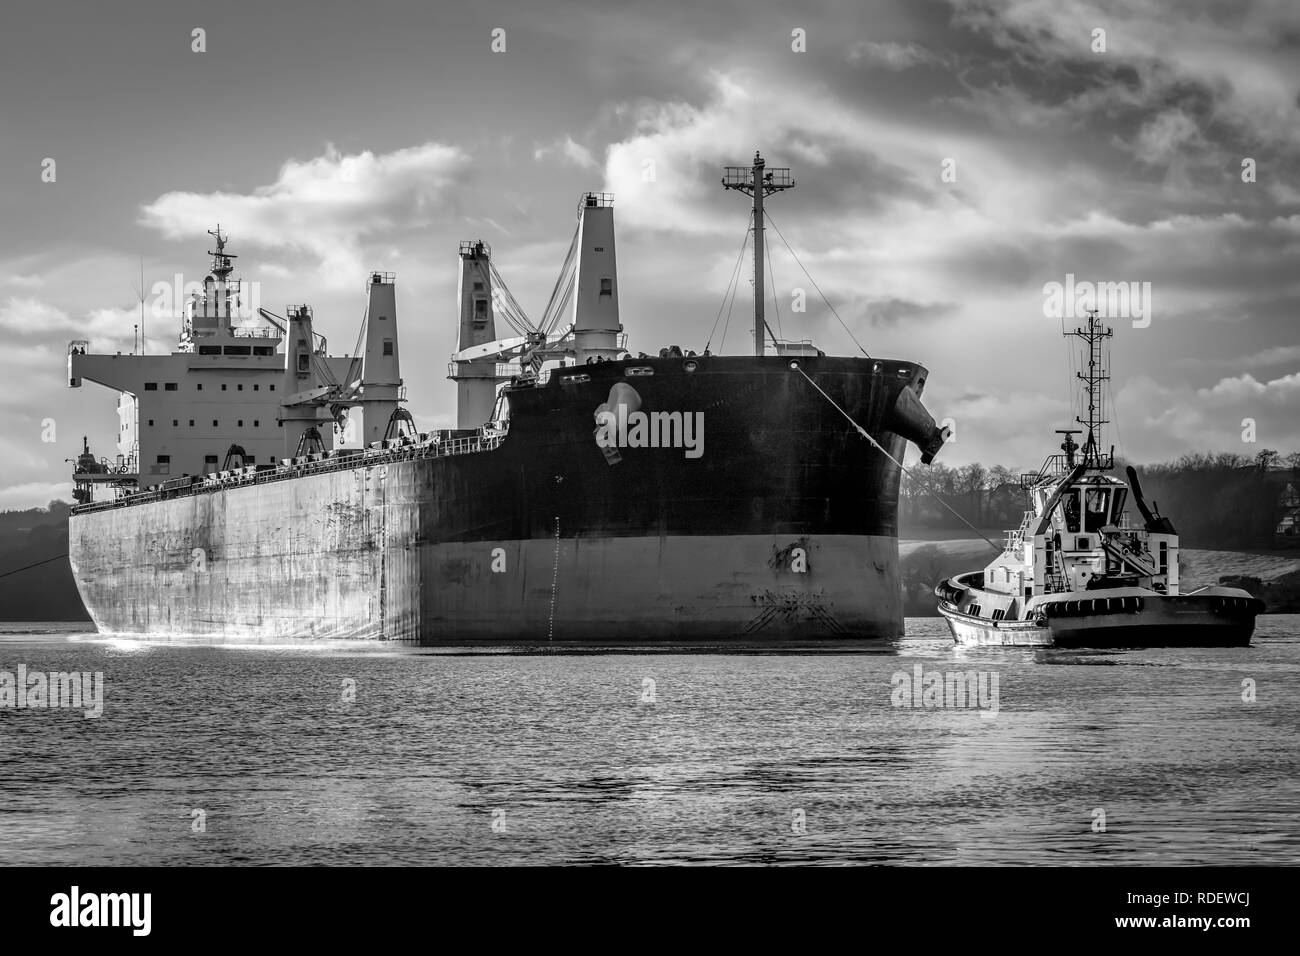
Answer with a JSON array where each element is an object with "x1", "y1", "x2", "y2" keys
[
  {"x1": 0, "y1": 552, "x2": 69, "y2": 579},
  {"x1": 792, "y1": 365, "x2": 1001, "y2": 554}
]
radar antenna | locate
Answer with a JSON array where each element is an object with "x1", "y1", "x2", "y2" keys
[{"x1": 207, "y1": 224, "x2": 237, "y2": 281}]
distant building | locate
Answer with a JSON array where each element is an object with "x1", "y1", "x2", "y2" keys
[{"x1": 1276, "y1": 482, "x2": 1300, "y2": 548}]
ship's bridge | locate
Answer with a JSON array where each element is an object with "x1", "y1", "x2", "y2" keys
[{"x1": 65, "y1": 230, "x2": 352, "y2": 490}]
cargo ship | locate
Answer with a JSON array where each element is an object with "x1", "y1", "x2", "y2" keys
[
  {"x1": 66, "y1": 154, "x2": 949, "y2": 643},
  {"x1": 935, "y1": 312, "x2": 1264, "y2": 647}
]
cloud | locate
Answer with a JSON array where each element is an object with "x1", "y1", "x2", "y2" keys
[
  {"x1": 1131, "y1": 109, "x2": 1206, "y2": 165},
  {"x1": 0, "y1": 481, "x2": 73, "y2": 511},
  {"x1": 1111, "y1": 371, "x2": 1300, "y2": 462},
  {"x1": 848, "y1": 40, "x2": 941, "y2": 70},
  {"x1": 0, "y1": 273, "x2": 43, "y2": 290},
  {"x1": 139, "y1": 142, "x2": 472, "y2": 289},
  {"x1": 0, "y1": 297, "x2": 140, "y2": 350},
  {"x1": 948, "y1": 0, "x2": 1300, "y2": 151},
  {"x1": 1198, "y1": 371, "x2": 1300, "y2": 403},
  {"x1": 535, "y1": 135, "x2": 600, "y2": 171}
]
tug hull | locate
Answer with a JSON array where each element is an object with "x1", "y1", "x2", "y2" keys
[{"x1": 937, "y1": 580, "x2": 1262, "y2": 649}]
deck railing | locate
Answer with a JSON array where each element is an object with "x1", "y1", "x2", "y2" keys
[{"x1": 71, "y1": 428, "x2": 507, "y2": 515}]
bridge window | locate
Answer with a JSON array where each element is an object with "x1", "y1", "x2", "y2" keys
[
  {"x1": 1062, "y1": 491, "x2": 1081, "y2": 533},
  {"x1": 383, "y1": 339, "x2": 394, "y2": 356},
  {"x1": 237, "y1": 420, "x2": 243, "y2": 427},
  {"x1": 212, "y1": 420, "x2": 218, "y2": 427},
  {"x1": 221, "y1": 384, "x2": 227, "y2": 391},
  {"x1": 269, "y1": 384, "x2": 275, "y2": 391},
  {"x1": 172, "y1": 419, "x2": 178, "y2": 427},
  {"x1": 156, "y1": 455, "x2": 170, "y2": 464},
  {"x1": 223, "y1": 345, "x2": 251, "y2": 356},
  {"x1": 253, "y1": 420, "x2": 259, "y2": 427},
  {"x1": 253, "y1": 346, "x2": 274, "y2": 356},
  {"x1": 600, "y1": 277, "x2": 612, "y2": 296},
  {"x1": 298, "y1": 354, "x2": 309, "y2": 371},
  {"x1": 238, "y1": 383, "x2": 243, "y2": 391},
  {"x1": 1084, "y1": 488, "x2": 1110, "y2": 532},
  {"x1": 189, "y1": 420, "x2": 194, "y2": 427},
  {"x1": 164, "y1": 382, "x2": 178, "y2": 391},
  {"x1": 197, "y1": 383, "x2": 203, "y2": 390},
  {"x1": 148, "y1": 419, "x2": 154, "y2": 426},
  {"x1": 144, "y1": 382, "x2": 158, "y2": 391},
  {"x1": 204, "y1": 455, "x2": 218, "y2": 466},
  {"x1": 199, "y1": 345, "x2": 221, "y2": 355},
  {"x1": 253, "y1": 384, "x2": 259, "y2": 391}
]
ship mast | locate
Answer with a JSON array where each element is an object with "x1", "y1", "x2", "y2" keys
[
  {"x1": 722, "y1": 151, "x2": 795, "y2": 356},
  {"x1": 1067, "y1": 310, "x2": 1114, "y2": 470},
  {"x1": 207, "y1": 224, "x2": 237, "y2": 281}
]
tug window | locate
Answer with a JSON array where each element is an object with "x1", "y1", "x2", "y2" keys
[
  {"x1": 164, "y1": 382, "x2": 178, "y2": 391},
  {"x1": 144, "y1": 382, "x2": 158, "y2": 391},
  {"x1": 1062, "y1": 491, "x2": 1081, "y2": 533},
  {"x1": 1084, "y1": 489, "x2": 1110, "y2": 532}
]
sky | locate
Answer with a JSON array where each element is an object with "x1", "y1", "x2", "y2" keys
[{"x1": 0, "y1": 0, "x2": 1297, "y2": 508}]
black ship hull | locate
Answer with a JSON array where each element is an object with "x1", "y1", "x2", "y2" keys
[{"x1": 69, "y1": 356, "x2": 945, "y2": 643}]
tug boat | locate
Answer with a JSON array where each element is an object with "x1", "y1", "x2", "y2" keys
[{"x1": 935, "y1": 312, "x2": 1264, "y2": 648}]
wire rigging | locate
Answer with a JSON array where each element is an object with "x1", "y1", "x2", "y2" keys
[
  {"x1": 705, "y1": 225, "x2": 751, "y2": 353},
  {"x1": 764, "y1": 211, "x2": 871, "y2": 359},
  {"x1": 538, "y1": 223, "x2": 581, "y2": 337},
  {"x1": 765, "y1": 225, "x2": 783, "y2": 341},
  {"x1": 793, "y1": 365, "x2": 1001, "y2": 554}
]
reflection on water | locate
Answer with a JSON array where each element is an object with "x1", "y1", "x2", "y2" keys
[{"x1": 1, "y1": 617, "x2": 1297, "y2": 865}]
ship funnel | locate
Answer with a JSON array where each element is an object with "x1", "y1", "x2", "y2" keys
[{"x1": 886, "y1": 385, "x2": 950, "y2": 465}]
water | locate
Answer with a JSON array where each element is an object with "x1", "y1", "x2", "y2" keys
[{"x1": 1, "y1": 617, "x2": 1297, "y2": 865}]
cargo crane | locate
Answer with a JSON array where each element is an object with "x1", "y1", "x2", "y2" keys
[
  {"x1": 265, "y1": 271, "x2": 416, "y2": 459},
  {"x1": 448, "y1": 194, "x2": 626, "y2": 428}
]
